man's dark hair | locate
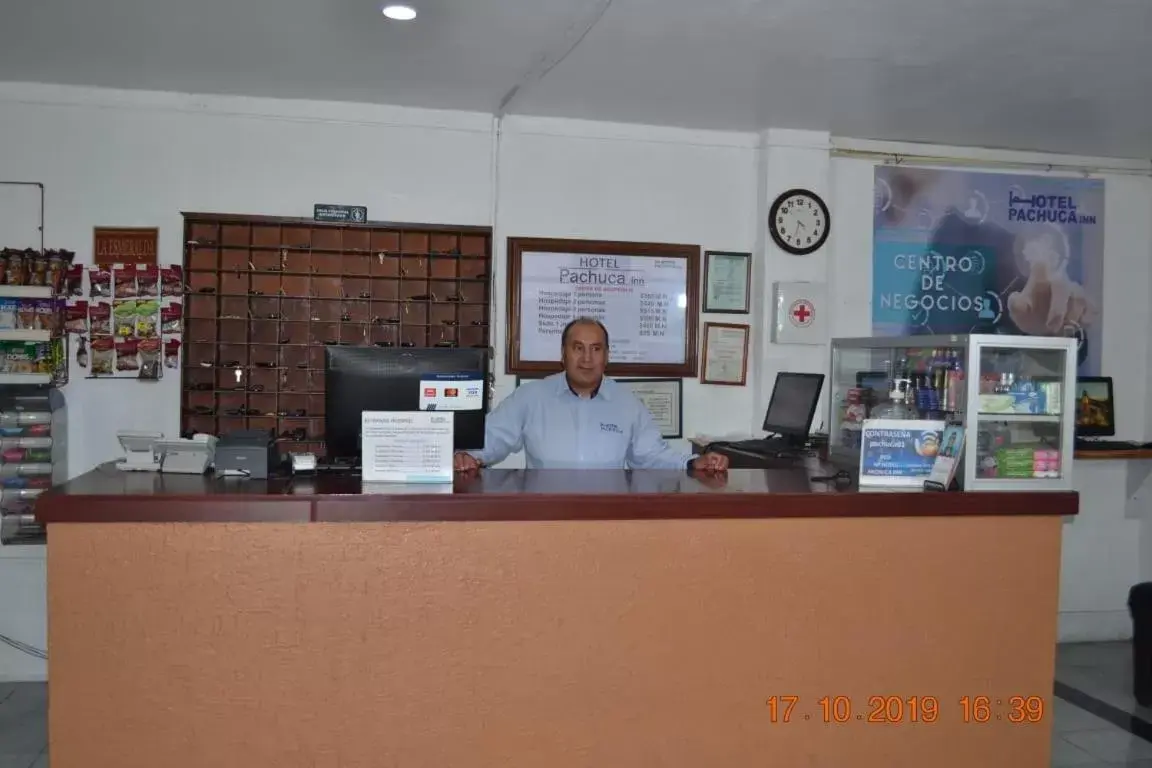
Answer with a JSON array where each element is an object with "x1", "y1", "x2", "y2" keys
[{"x1": 560, "y1": 316, "x2": 610, "y2": 349}]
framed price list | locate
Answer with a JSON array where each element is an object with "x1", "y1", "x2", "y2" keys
[{"x1": 505, "y1": 237, "x2": 700, "y2": 377}]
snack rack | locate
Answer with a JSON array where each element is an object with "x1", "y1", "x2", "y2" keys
[
  {"x1": 0, "y1": 385, "x2": 65, "y2": 546},
  {"x1": 180, "y1": 213, "x2": 493, "y2": 458},
  {"x1": 0, "y1": 184, "x2": 68, "y2": 545},
  {"x1": 0, "y1": 284, "x2": 69, "y2": 387},
  {"x1": 0, "y1": 281, "x2": 68, "y2": 546},
  {"x1": 78, "y1": 264, "x2": 183, "y2": 378}
]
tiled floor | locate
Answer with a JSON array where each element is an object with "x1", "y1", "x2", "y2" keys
[
  {"x1": 0, "y1": 682, "x2": 46, "y2": 768},
  {"x1": 0, "y1": 641, "x2": 1149, "y2": 766},
  {"x1": 1051, "y1": 641, "x2": 1152, "y2": 767}
]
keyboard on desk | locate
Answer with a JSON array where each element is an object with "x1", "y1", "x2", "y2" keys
[
  {"x1": 1074, "y1": 439, "x2": 1149, "y2": 451},
  {"x1": 719, "y1": 438, "x2": 800, "y2": 457}
]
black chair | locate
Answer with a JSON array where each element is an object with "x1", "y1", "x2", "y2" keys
[{"x1": 1129, "y1": 582, "x2": 1152, "y2": 706}]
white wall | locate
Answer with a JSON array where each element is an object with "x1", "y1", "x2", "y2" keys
[
  {"x1": 1, "y1": 83, "x2": 1150, "y2": 679},
  {"x1": 0, "y1": 84, "x2": 762, "y2": 474},
  {"x1": 0, "y1": 547, "x2": 46, "y2": 681},
  {"x1": 0, "y1": 83, "x2": 495, "y2": 477},
  {"x1": 753, "y1": 130, "x2": 834, "y2": 427},
  {"x1": 495, "y1": 116, "x2": 761, "y2": 458}
]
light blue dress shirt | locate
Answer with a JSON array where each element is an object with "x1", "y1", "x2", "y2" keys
[{"x1": 469, "y1": 372, "x2": 694, "y2": 470}]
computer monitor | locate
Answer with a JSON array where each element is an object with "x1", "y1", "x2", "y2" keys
[
  {"x1": 762, "y1": 372, "x2": 825, "y2": 444},
  {"x1": 324, "y1": 346, "x2": 490, "y2": 462},
  {"x1": 855, "y1": 370, "x2": 887, "y2": 391},
  {"x1": 1074, "y1": 376, "x2": 1115, "y2": 438},
  {"x1": 855, "y1": 370, "x2": 888, "y2": 403}
]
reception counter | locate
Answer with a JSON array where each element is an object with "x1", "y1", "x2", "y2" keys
[{"x1": 38, "y1": 464, "x2": 1077, "y2": 768}]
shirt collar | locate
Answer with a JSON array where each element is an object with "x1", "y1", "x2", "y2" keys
[{"x1": 553, "y1": 372, "x2": 612, "y2": 401}]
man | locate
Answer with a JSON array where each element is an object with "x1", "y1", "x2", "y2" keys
[{"x1": 454, "y1": 317, "x2": 729, "y2": 472}]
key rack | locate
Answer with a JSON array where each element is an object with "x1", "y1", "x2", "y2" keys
[{"x1": 180, "y1": 213, "x2": 493, "y2": 457}]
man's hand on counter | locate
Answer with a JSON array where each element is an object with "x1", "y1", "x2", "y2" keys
[
  {"x1": 691, "y1": 452, "x2": 730, "y2": 473},
  {"x1": 453, "y1": 452, "x2": 481, "y2": 473},
  {"x1": 692, "y1": 471, "x2": 730, "y2": 490}
]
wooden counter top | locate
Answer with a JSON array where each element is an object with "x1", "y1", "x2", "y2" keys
[
  {"x1": 34, "y1": 462, "x2": 1079, "y2": 523},
  {"x1": 1075, "y1": 449, "x2": 1152, "y2": 460}
]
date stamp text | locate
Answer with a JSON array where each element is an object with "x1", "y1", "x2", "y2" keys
[{"x1": 765, "y1": 695, "x2": 1046, "y2": 725}]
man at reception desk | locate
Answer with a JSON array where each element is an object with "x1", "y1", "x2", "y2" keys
[{"x1": 454, "y1": 317, "x2": 729, "y2": 472}]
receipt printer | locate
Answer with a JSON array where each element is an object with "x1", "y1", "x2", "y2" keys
[{"x1": 214, "y1": 429, "x2": 278, "y2": 479}]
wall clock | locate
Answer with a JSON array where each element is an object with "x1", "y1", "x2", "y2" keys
[{"x1": 769, "y1": 188, "x2": 830, "y2": 256}]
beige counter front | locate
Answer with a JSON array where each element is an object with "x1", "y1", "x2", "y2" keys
[{"x1": 39, "y1": 467, "x2": 1075, "y2": 767}]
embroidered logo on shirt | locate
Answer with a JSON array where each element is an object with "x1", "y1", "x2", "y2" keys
[{"x1": 600, "y1": 423, "x2": 623, "y2": 434}]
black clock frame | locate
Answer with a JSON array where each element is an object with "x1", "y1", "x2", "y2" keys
[{"x1": 769, "y1": 188, "x2": 831, "y2": 256}]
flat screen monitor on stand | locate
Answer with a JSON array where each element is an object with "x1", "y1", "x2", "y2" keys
[
  {"x1": 761, "y1": 372, "x2": 826, "y2": 450},
  {"x1": 709, "y1": 372, "x2": 825, "y2": 459}
]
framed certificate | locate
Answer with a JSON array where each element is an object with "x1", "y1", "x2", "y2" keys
[
  {"x1": 515, "y1": 374, "x2": 547, "y2": 387},
  {"x1": 506, "y1": 237, "x2": 701, "y2": 378},
  {"x1": 700, "y1": 322, "x2": 749, "y2": 386},
  {"x1": 702, "y1": 251, "x2": 751, "y2": 314},
  {"x1": 615, "y1": 378, "x2": 683, "y2": 438}
]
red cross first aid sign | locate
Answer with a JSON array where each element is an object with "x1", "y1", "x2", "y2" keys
[{"x1": 772, "y1": 281, "x2": 827, "y2": 345}]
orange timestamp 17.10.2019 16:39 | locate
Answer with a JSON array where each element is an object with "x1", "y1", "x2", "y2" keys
[{"x1": 765, "y1": 695, "x2": 1046, "y2": 725}]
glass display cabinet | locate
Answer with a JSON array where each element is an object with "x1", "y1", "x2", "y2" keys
[{"x1": 829, "y1": 334, "x2": 1077, "y2": 491}]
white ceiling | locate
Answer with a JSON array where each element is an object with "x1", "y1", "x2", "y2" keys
[{"x1": 4, "y1": 0, "x2": 1152, "y2": 158}]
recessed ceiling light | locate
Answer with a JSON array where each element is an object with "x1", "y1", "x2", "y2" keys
[{"x1": 382, "y1": 4, "x2": 416, "y2": 20}]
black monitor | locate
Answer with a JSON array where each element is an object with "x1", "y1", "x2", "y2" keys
[
  {"x1": 855, "y1": 370, "x2": 888, "y2": 403},
  {"x1": 324, "y1": 346, "x2": 490, "y2": 462},
  {"x1": 1075, "y1": 376, "x2": 1115, "y2": 438},
  {"x1": 762, "y1": 372, "x2": 825, "y2": 444},
  {"x1": 855, "y1": 370, "x2": 888, "y2": 391}
]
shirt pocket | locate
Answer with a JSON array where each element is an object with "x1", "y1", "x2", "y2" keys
[{"x1": 590, "y1": 418, "x2": 631, "y2": 466}]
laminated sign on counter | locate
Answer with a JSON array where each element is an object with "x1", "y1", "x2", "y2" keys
[{"x1": 361, "y1": 411, "x2": 454, "y2": 484}]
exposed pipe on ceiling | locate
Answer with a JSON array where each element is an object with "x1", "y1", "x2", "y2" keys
[
  {"x1": 495, "y1": 0, "x2": 615, "y2": 117},
  {"x1": 831, "y1": 148, "x2": 1152, "y2": 178}
]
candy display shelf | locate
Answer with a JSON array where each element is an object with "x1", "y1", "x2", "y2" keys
[
  {"x1": 0, "y1": 386, "x2": 66, "y2": 546},
  {"x1": 0, "y1": 269, "x2": 69, "y2": 387}
]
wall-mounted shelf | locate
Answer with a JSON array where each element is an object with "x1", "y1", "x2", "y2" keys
[
  {"x1": 976, "y1": 413, "x2": 1063, "y2": 423},
  {"x1": 1075, "y1": 450, "x2": 1152, "y2": 460},
  {"x1": 0, "y1": 246, "x2": 71, "y2": 386},
  {"x1": 0, "y1": 286, "x2": 54, "y2": 299},
  {"x1": 0, "y1": 330, "x2": 52, "y2": 342},
  {"x1": 180, "y1": 213, "x2": 493, "y2": 457},
  {"x1": 0, "y1": 373, "x2": 52, "y2": 385}
]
